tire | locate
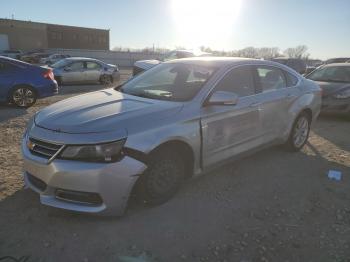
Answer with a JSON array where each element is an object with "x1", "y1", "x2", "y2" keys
[
  {"x1": 10, "y1": 86, "x2": 37, "y2": 108},
  {"x1": 137, "y1": 149, "x2": 185, "y2": 206},
  {"x1": 285, "y1": 112, "x2": 311, "y2": 151},
  {"x1": 55, "y1": 76, "x2": 62, "y2": 86},
  {"x1": 100, "y1": 74, "x2": 113, "y2": 85}
]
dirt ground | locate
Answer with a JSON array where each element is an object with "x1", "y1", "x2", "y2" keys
[{"x1": 0, "y1": 70, "x2": 349, "y2": 262}]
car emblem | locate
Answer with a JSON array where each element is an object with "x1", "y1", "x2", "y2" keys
[{"x1": 27, "y1": 140, "x2": 35, "y2": 150}]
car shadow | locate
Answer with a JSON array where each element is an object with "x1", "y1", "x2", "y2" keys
[
  {"x1": 0, "y1": 104, "x2": 28, "y2": 123},
  {"x1": 313, "y1": 115, "x2": 350, "y2": 152}
]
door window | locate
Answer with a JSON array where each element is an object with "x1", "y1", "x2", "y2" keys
[
  {"x1": 256, "y1": 66, "x2": 286, "y2": 92},
  {"x1": 68, "y1": 62, "x2": 84, "y2": 71},
  {"x1": 214, "y1": 66, "x2": 255, "y2": 97},
  {"x1": 86, "y1": 62, "x2": 102, "y2": 70},
  {"x1": 284, "y1": 71, "x2": 299, "y2": 87}
]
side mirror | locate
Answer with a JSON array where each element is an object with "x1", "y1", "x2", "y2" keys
[
  {"x1": 64, "y1": 66, "x2": 72, "y2": 72},
  {"x1": 206, "y1": 91, "x2": 239, "y2": 106}
]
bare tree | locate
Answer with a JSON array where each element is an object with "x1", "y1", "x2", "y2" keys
[{"x1": 284, "y1": 45, "x2": 309, "y2": 59}]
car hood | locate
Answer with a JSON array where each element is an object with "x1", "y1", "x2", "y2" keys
[
  {"x1": 315, "y1": 81, "x2": 350, "y2": 97},
  {"x1": 35, "y1": 88, "x2": 183, "y2": 134},
  {"x1": 134, "y1": 60, "x2": 161, "y2": 71}
]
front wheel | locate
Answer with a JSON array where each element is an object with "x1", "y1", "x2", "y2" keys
[
  {"x1": 100, "y1": 74, "x2": 113, "y2": 85},
  {"x1": 10, "y1": 86, "x2": 37, "y2": 108},
  {"x1": 285, "y1": 112, "x2": 311, "y2": 151},
  {"x1": 136, "y1": 149, "x2": 185, "y2": 206}
]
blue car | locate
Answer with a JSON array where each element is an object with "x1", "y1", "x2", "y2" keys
[{"x1": 0, "y1": 56, "x2": 58, "y2": 108}]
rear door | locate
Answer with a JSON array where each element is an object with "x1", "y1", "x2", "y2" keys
[
  {"x1": 201, "y1": 65, "x2": 263, "y2": 168},
  {"x1": 85, "y1": 61, "x2": 103, "y2": 83},
  {"x1": 253, "y1": 65, "x2": 300, "y2": 143},
  {"x1": 62, "y1": 61, "x2": 85, "y2": 83}
]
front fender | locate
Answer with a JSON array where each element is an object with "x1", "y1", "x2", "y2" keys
[{"x1": 124, "y1": 119, "x2": 202, "y2": 174}]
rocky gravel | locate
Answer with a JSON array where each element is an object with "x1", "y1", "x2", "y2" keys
[{"x1": 0, "y1": 70, "x2": 349, "y2": 261}]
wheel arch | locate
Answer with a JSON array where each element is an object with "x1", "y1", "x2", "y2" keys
[{"x1": 147, "y1": 139, "x2": 195, "y2": 179}]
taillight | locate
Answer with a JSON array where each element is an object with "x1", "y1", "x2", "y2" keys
[{"x1": 43, "y1": 69, "x2": 54, "y2": 81}]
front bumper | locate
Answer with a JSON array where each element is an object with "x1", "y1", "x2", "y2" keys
[
  {"x1": 321, "y1": 96, "x2": 350, "y2": 115},
  {"x1": 22, "y1": 137, "x2": 147, "y2": 216}
]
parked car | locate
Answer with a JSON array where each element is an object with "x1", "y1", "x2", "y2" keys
[
  {"x1": 271, "y1": 57, "x2": 307, "y2": 74},
  {"x1": 306, "y1": 63, "x2": 350, "y2": 114},
  {"x1": 0, "y1": 56, "x2": 58, "y2": 107},
  {"x1": 51, "y1": 57, "x2": 120, "y2": 85},
  {"x1": 21, "y1": 52, "x2": 50, "y2": 64},
  {"x1": 304, "y1": 66, "x2": 317, "y2": 75},
  {"x1": 325, "y1": 57, "x2": 350, "y2": 64},
  {"x1": 0, "y1": 50, "x2": 23, "y2": 59},
  {"x1": 133, "y1": 49, "x2": 211, "y2": 76},
  {"x1": 22, "y1": 57, "x2": 321, "y2": 215},
  {"x1": 40, "y1": 54, "x2": 70, "y2": 65}
]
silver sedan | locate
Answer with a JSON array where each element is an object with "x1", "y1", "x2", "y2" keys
[
  {"x1": 22, "y1": 57, "x2": 321, "y2": 216},
  {"x1": 51, "y1": 57, "x2": 120, "y2": 85}
]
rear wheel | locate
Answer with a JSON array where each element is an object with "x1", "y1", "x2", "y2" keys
[
  {"x1": 100, "y1": 74, "x2": 113, "y2": 85},
  {"x1": 285, "y1": 112, "x2": 311, "y2": 151},
  {"x1": 10, "y1": 86, "x2": 37, "y2": 108},
  {"x1": 137, "y1": 149, "x2": 185, "y2": 206}
]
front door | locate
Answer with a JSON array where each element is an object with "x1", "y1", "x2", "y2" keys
[{"x1": 201, "y1": 65, "x2": 262, "y2": 168}]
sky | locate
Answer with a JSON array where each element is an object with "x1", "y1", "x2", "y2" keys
[{"x1": 1, "y1": 0, "x2": 349, "y2": 59}]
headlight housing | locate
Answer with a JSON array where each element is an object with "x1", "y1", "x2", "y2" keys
[
  {"x1": 59, "y1": 139, "x2": 126, "y2": 163},
  {"x1": 333, "y1": 89, "x2": 350, "y2": 99}
]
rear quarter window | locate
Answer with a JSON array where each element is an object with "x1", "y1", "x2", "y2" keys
[{"x1": 284, "y1": 71, "x2": 299, "y2": 86}]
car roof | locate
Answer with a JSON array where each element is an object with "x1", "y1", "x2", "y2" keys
[
  {"x1": 322, "y1": 63, "x2": 350, "y2": 68},
  {"x1": 64, "y1": 57, "x2": 101, "y2": 62},
  {"x1": 0, "y1": 55, "x2": 32, "y2": 66},
  {"x1": 165, "y1": 56, "x2": 280, "y2": 67}
]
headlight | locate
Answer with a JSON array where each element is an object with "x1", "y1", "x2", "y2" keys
[
  {"x1": 59, "y1": 140, "x2": 126, "y2": 163},
  {"x1": 334, "y1": 89, "x2": 350, "y2": 99}
]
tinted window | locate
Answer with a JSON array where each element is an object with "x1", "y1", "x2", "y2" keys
[
  {"x1": 308, "y1": 66, "x2": 350, "y2": 82},
  {"x1": 284, "y1": 71, "x2": 298, "y2": 86},
  {"x1": 69, "y1": 62, "x2": 84, "y2": 71},
  {"x1": 120, "y1": 63, "x2": 216, "y2": 101},
  {"x1": 86, "y1": 62, "x2": 101, "y2": 70},
  {"x1": 256, "y1": 66, "x2": 286, "y2": 92},
  {"x1": 215, "y1": 66, "x2": 255, "y2": 97}
]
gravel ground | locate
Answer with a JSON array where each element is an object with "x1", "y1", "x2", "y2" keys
[{"x1": 0, "y1": 70, "x2": 349, "y2": 262}]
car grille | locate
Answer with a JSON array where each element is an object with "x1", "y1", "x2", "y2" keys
[
  {"x1": 27, "y1": 173, "x2": 47, "y2": 192},
  {"x1": 29, "y1": 137, "x2": 63, "y2": 160}
]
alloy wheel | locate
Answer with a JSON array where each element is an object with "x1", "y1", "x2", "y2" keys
[
  {"x1": 12, "y1": 87, "x2": 36, "y2": 107},
  {"x1": 293, "y1": 116, "x2": 309, "y2": 148}
]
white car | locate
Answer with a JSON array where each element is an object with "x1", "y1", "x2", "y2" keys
[
  {"x1": 40, "y1": 54, "x2": 70, "y2": 65},
  {"x1": 0, "y1": 50, "x2": 22, "y2": 59},
  {"x1": 133, "y1": 50, "x2": 211, "y2": 76}
]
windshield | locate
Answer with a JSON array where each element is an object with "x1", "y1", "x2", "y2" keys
[
  {"x1": 118, "y1": 63, "x2": 216, "y2": 101},
  {"x1": 307, "y1": 66, "x2": 350, "y2": 82},
  {"x1": 51, "y1": 59, "x2": 71, "y2": 68}
]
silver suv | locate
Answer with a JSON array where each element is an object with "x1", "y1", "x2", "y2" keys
[{"x1": 22, "y1": 57, "x2": 322, "y2": 215}]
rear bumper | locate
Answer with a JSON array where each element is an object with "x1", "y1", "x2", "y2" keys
[
  {"x1": 38, "y1": 82, "x2": 58, "y2": 98},
  {"x1": 22, "y1": 137, "x2": 147, "y2": 216}
]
